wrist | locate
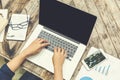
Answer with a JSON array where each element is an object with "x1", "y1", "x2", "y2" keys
[
  {"x1": 54, "y1": 65, "x2": 63, "y2": 80},
  {"x1": 20, "y1": 51, "x2": 29, "y2": 59},
  {"x1": 54, "y1": 65, "x2": 63, "y2": 71}
]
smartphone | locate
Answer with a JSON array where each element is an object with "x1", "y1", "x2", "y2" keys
[{"x1": 82, "y1": 49, "x2": 107, "y2": 70}]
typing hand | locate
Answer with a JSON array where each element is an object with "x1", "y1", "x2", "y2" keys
[
  {"x1": 22, "y1": 38, "x2": 50, "y2": 57},
  {"x1": 52, "y1": 47, "x2": 67, "y2": 69}
]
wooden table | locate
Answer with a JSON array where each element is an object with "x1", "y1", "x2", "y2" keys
[{"x1": 0, "y1": 0, "x2": 120, "y2": 80}]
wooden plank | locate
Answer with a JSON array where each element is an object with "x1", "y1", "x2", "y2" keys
[
  {"x1": 7, "y1": 0, "x2": 29, "y2": 13},
  {"x1": 69, "y1": 0, "x2": 75, "y2": 7},
  {"x1": 82, "y1": 0, "x2": 118, "y2": 58},
  {"x1": 73, "y1": 0, "x2": 88, "y2": 11},
  {"x1": 1, "y1": 0, "x2": 30, "y2": 59},
  {"x1": 0, "y1": 0, "x2": 120, "y2": 80},
  {"x1": 23, "y1": 61, "x2": 54, "y2": 80},
  {"x1": 103, "y1": 0, "x2": 120, "y2": 57},
  {"x1": 114, "y1": 0, "x2": 120, "y2": 9},
  {"x1": 1, "y1": 0, "x2": 10, "y2": 8},
  {"x1": 0, "y1": 0, "x2": 2, "y2": 8},
  {"x1": 92, "y1": 0, "x2": 120, "y2": 58},
  {"x1": 0, "y1": 44, "x2": 11, "y2": 60},
  {"x1": 106, "y1": 0, "x2": 120, "y2": 26},
  {"x1": 58, "y1": 0, "x2": 73, "y2": 5}
]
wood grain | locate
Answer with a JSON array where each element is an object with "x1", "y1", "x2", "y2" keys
[
  {"x1": 0, "y1": 0, "x2": 120, "y2": 80},
  {"x1": 0, "y1": 0, "x2": 2, "y2": 8}
]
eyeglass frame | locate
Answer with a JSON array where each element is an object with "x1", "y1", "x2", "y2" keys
[{"x1": 8, "y1": 8, "x2": 29, "y2": 30}]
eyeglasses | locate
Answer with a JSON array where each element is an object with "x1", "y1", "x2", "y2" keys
[{"x1": 9, "y1": 9, "x2": 29, "y2": 30}]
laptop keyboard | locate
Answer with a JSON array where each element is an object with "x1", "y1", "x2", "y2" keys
[{"x1": 38, "y1": 30, "x2": 78, "y2": 60}]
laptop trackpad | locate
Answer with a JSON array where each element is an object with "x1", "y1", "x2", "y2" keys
[{"x1": 27, "y1": 49, "x2": 54, "y2": 72}]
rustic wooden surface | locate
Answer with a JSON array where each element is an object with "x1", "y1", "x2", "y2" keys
[{"x1": 0, "y1": 0, "x2": 120, "y2": 80}]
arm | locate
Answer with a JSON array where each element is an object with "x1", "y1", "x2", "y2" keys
[
  {"x1": 52, "y1": 48, "x2": 67, "y2": 80},
  {"x1": 7, "y1": 38, "x2": 49, "y2": 72}
]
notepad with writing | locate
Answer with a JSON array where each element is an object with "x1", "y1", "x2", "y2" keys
[{"x1": 6, "y1": 14, "x2": 30, "y2": 41}]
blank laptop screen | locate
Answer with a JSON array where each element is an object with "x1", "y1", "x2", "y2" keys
[{"x1": 39, "y1": 0, "x2": 97, "y2": 45}]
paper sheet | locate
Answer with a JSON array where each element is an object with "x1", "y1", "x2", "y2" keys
[
  {"x1": 6, "y1": 14, "x2": 30, "y2": 41},
  {"x1": 0, "y1": 9, "x2": 8, "y2": 42},
  {"x1": 76, "y1": 47, "x2": 120, "y2": 80},
  {"x1": 0, "y1": 15, "x2": 8, "y2": 32}
]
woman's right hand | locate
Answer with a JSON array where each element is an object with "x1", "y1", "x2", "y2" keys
[{"x1": 52, "y1": 47, "x2": 67, "y2": 69}]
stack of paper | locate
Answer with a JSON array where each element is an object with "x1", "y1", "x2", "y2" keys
[
  {"x1": 0, "y1": 15, "x2": 8, "y2": 32},
  {"x1": 0, "y1": 9, "x2": 8, "y2": 42},
  {"x1": 76, "y1": 47, "x2": 120, "y2": 80}
]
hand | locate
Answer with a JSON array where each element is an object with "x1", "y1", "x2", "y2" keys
[
  {"x1": 7, "y1": 38, "x2": 50, "y2": 72},
  {"x1": 22, "y1": 38, "x2": 50, "y2": 57},
  {"x1": 52, "y1": 47, "x2": 67, "y2": 69}
]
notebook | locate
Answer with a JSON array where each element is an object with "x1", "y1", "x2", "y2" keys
[{"x1": 6, "y1": 14, "x2": 30, "y2": 41}]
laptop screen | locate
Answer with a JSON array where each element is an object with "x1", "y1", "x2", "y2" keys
[{"x1": 39, "y1": 0, "x2": 97, "y2": 45}]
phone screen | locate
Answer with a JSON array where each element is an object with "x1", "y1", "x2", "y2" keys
[{"x1": 84, "y1": 50, "x2": 106, "y2": 68}]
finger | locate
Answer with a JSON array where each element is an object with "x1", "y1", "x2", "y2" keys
[
  {"x1": 40, "y1": 38, "x2": 48, "y2": 43},
  {"x1": 56, "y1": 47, "x2": 59, "y2": 52},
  {"x1": 41, "y1": 43, "x2": 50, "y2": 48},
  {"x1": 39, "y1": 39, "x2": 47, "y2": 43},
  {"x1": 44, "y1": 39, "x2": 49, "y2": 43},
  {"x1": 61, "y1": 48, "x2": 65, "y2": 54},
  {"x1": 34, "y1": 38, "x2": 41, "y2": 43},
  {"x1": 36, "y1": 38, "x2": 41, "y2": 41},
  {"x1": 57, "y1": 47, "x2": 61, "y2": 52},
  {"x1": 64, "y1": 53, "x2": 67, "y2": 57},
  {"x1": 54, "y1": 47, "x2": 57, "y2": 53},
  {"x1": 64, "y1": 51, "x2": 67, "y2": 57}
]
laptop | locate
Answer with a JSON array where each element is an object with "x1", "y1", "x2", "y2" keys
[{"x1": 21, "y1": 0, "x2": 97, "y2": 80}]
